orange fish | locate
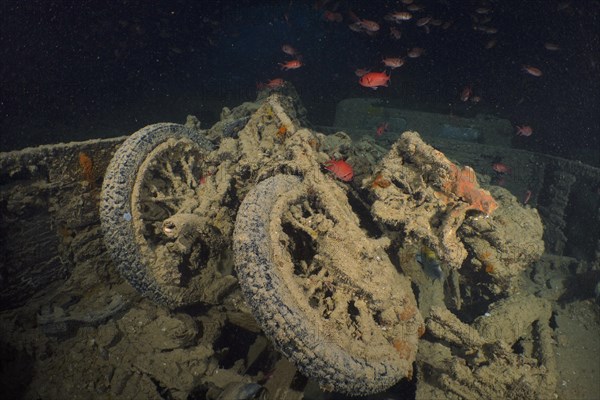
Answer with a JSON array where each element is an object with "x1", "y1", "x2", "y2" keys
[
  {"x1": 281, "y1": 44, "x2": 298, "y2": 57},
  {"x1": 199, "y1": 171, "x2": 213, "y2": 185},
  {"x1": 385, "y1": 11, "x2": 413, "y2": 22},
  {"x1": 523, "y1": 190, "x2": 533, "y2": 205},
  {"x1": 324, "y1": 159, "x2": 354, "y2": 181},
  {"x1": 516, "y1": 125, "x2": 533, "y2": 136},
  {"x1": 376, "y1": 122, "x2": 389, "y2": 136},
  {"x1": 357, "y1": 19, "x2": 380, "y2": 32},
  {"x1": 279, "y1": 59, "x2": 303, "y2": 70},
  {"x1": 359, "y1": 71, "x2": 391, "y2": 89},
  {"x1": 322, "y1": 11, "x2": 343, "y2": 22},
  {"x1": 492, "y1": 162, "x2": 511, "y2": 174},
  {"x1": 382, "y1": 57, "x2": 405, "y2": 69},
  {"x1": 522, "y1": 65, "x2": 542, "y2": 77},
  {"x1": 407, "y1": 47, "x2": 424, "y2": 58},
  {"x1": 258, "y1": 78, "x2": 285, "y2": 90},
  {"x1": 460, "y1": 86, "x2": 472, "y2": 102},
  {"x1": 416, "y1": 16, "x2": 432, "y2": 27},
  {"x1": 407, "y1": 4, "x2": 424, "y2": 11}
]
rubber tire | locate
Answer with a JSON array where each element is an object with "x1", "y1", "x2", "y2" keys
[
  {"x1": 100, "y1": 123, "x2": 213, "y2": 308},
  {"x1": 233, "y1": 175, "x2": 408, "y2": 395}
]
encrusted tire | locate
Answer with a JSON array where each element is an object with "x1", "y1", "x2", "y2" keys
[
  {"x1": 233, "y1": 175, "x2": 423, "y2": 395},
  {"x1": 100, "y1": 123, "x2": 234, "y2": 308}
]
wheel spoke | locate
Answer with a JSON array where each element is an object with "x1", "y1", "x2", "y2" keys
[
  {"x1": 181, "y1": 153, "x2": 198, "y2": 188},
  {"x1": 161, "y1": 159, "x2": 181, "y2": 188},
  {"x1": 140, "y1": 195, "x2": 190, "y2": 203}
]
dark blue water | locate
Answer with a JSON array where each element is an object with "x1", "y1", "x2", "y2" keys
[{"x1": 1, "y1": 0, "x2": 598, "y2": 165}]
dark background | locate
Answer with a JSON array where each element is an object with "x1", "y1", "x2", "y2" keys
[{"x1": 1, "y1": 0, "x2": 599, "y2": 164}]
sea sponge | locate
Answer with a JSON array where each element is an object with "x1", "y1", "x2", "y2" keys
[{"x1": 441, "y1": 164, "x2": 497, "y2": 216}]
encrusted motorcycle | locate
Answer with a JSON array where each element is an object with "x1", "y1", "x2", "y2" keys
[{"x1": 100, "y1": 88, "x2": 549, "y2": 397}]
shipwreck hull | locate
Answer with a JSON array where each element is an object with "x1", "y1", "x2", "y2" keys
[
  {"x1": 1, "y1": 133, "x2": 599, "y2": 309},
  {"x1": 0, "y1": 137, "x2": 126, "y2": 309}
]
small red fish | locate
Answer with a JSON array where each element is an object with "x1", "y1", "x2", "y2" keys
[
  {"x1": 199, "y1": 171, "x2": 213, "y2": 185},
  {"x1": 516, "y1": 125, "x2": 533, "y2": 136},
  {"x1": 522, "y1": 65, "x2": 542, "y2": 77},
  {"x1": 357, "y1": 19, "x2": 380, "y2": 32},
  {"x1": 385, "y1": 11, "x2": 413, "y2": 22},
  {"x1": 376, "y1": 122, "x2": 389, "y2": 136},
  {"x1": 407, "y1": 47, "x2": 424, "y2": 58},
  {"x1": 257, "y1": 78, "x2": 285, "y2": 90},
  {"x1": 460, "y1": 86, "x2": 472, "y2": 102},
  {"x1": 359, "y1": 71, "x2": 391, "y2": 89},
  {"x1": 416, "y1": 16, "x2": 432, "y2": 27},
  {"x1": 322, "y1": 11, "x2": 343, "y2": 22},
  {"x1": 492, "y1": 162, "x2": 511, "y2": 174},
  {"x1": 324, "y1": 159, "x2": 354, "y2": 181},
  {"x1": 382, "y1": 57, "x2": 405, "y2": 69},
  {"x1": 523, "y1": 190, "x2": 532, "y2": 205},
  {"x1": 281, "y1": 44, "x2": 298, "y2": 57},
  {"x1": 279, "y1": 59, "x2": 303, "y2": 70},
  {"x1": 544, "y1": 42, "x2": 560, "y2": 51}
]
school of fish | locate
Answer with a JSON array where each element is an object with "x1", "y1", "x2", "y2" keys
[
  {"x1": 260, "y1": 1, "x2": 587, "y2": 182},
  {"x1": 264, "y1": 0, "x2": 568, "y2": 145}
]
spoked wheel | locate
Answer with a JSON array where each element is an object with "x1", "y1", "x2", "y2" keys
[
  {"x1": 233, "y1": 175, "x2": 424, "y2": 395},
  {"x1": 101, "y1": 123, "x2": 235, "y2": 308}
]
